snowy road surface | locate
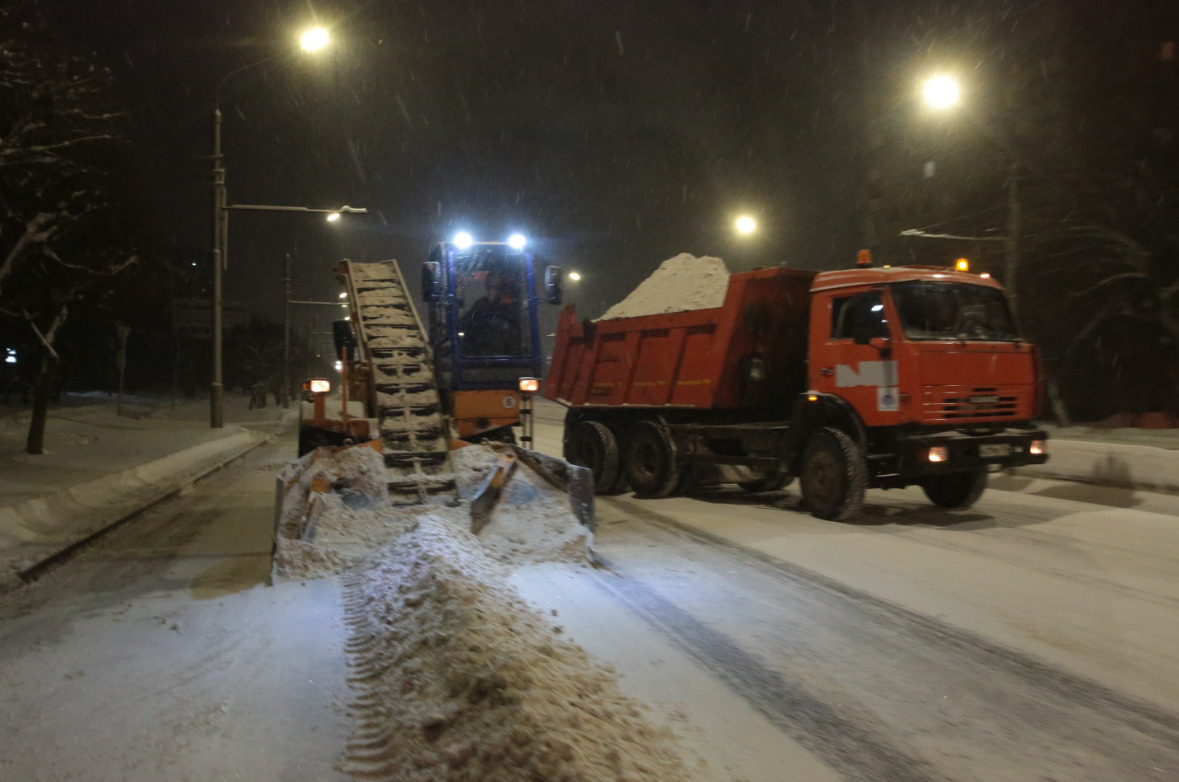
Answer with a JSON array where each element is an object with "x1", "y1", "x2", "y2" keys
[
  {"x1": 0, "y1": 439, "x2": 351, "y2": 781},
  {"x1": 1, "y1": 417, "x2": 1178, "y2": 781}
]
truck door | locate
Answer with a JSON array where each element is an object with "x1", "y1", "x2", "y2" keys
[{"x1": 810, "y1": 290, "x2": 899, "y2": 426}]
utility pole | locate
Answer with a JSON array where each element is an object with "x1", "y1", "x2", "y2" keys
[
  {"x1": 1004, "y1": 160, "x2": 1022, "y2": 318},
  {"x1": 211, "y1": 108, "x2": 225, "y2": 428},
  {"x1": 283, "y1": 253, "x2": 291, "y2": 409}
]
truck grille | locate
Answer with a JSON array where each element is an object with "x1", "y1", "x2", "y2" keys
[{"x1": 923, "y1": 386, "x2": 1023, "y2": 423}]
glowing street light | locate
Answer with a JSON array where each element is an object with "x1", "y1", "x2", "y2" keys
[
  {"x1": 300, "y1": 27, "x2": 331, "y2": 53},
  {"x1": 568, "y1": 271, "x2": 582, "y2": 282},
  {"x1": 923, "y1": 74, "x2": 961, "y2": 111},
  {"x1": 325, "y1": 211, "x2": 341, "y2": 222},
  {"x1": 735, "y1": 215, "x2": 757, "y2": 235}
]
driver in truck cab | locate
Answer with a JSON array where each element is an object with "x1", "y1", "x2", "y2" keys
[{"x1": 460, "y1": 270, "x2": 522, "y2": 356}]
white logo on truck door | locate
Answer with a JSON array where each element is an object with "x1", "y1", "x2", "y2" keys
[{"x1": 835, "y1": 361, "x2": 899, "y2": 412}]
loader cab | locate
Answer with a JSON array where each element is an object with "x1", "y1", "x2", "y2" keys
[{"x1": 422, "y1": 235, "x2": 562, "y2": 440}]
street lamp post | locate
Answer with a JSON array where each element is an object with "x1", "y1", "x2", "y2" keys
[{"x1": 210, "y1": 27, "x2": 331, "y2": 428}]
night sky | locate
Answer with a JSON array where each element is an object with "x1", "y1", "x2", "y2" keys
[
  {"x1": 47, "y1": 0, "x2": 1161, "y2": 346},
  {"x1": 46, "y1": 0, "x2": 889, "y2": 329}
]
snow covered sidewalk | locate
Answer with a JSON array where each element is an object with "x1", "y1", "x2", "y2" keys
[
  {"x1": 0, "y1": 393, "x2": 291, "y2": 592},
  {"x1": 1016, "y1": 422, "x2": 1179, "y2": 495}
]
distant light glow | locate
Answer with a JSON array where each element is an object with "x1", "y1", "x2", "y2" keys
[
  {"x1": 980, "y1": 272, "x2": 992, "y2": 279},
  {"x1": 338, "y1": 291, "x2": 348, "y2": 299},
  {"x1": 334, "y1": 360, "x2": 343, "y2": 372},
  {"x1": 871, "y1": 304, "x2": 883, "y2": 312},
  {"x1": 453, "y1": 231, "x2": 474, "y2": 250},
  {"x1": 300, "y1": 27, "x2": 331, "y2": 53},
  {"x1": 326, "y1": 212, "x2": 341, "y2": 222},
  {"x1": 735, "y1": 215, "x2": 757, "y2": 235},
  {"x1": 508, "y1": 233, "x2": 527, "y2": 250},
  {"x1": 568, "y1": 271, "x2": 582, "y2": 281},
  {"x1": 923, "y1": 75, "x2": 960, "y2": 110},
  {"x1": 5, "y1": 348, "x2": 16, "y2": 365}
]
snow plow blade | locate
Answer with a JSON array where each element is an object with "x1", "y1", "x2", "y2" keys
[
  {"x1": 510, "y1": 445, "x2": 596, "y2": 534},
  {"x1": 273, "y1": 439, "x2": 386, "y2": 548},
  {"x1": 469, "y1": 452, "x2": 518, "y2": 535}
]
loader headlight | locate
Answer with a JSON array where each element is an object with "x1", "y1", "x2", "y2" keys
[
  {"x1": 1030, "y1": 440, "x2": 1046, "y2": 456},
  {"x1": 927, "y1": 446, "x2": 949, "y2": 463},
  {"x1": 518, "y1": 377, "x2": 540, "y2": 394},
  {"x1": 303, "y1": 379, "x2": 331, "y2": 394},
  {"x1": 453, "y1": 231, "x2": 474, "y2": 250},
  {"x1": 508, "y1": 233, "x2": 527, "y2": 250}
]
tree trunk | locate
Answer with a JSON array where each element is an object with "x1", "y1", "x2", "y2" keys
[{"x1": 25, "y1": 353, "x2": 58, "y2": 455}]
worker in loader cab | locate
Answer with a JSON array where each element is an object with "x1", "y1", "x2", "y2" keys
[{"x1": 461, "y1": 270, "x2": 523, "y2": 356}]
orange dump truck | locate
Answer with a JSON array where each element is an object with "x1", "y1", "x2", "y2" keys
[{"x1": 545, "y1": 256, "x2": 1048, "y2": 519}]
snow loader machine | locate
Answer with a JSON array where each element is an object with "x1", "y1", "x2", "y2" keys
[{"x1": 276, "y1": 247, "x2": 593, "y2": 554}]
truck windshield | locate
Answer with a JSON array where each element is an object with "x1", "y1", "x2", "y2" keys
[
  {"x1": 891, "y1": 281, "x2": 1019, "y2": 341},
  {"x1": 455, "y1": 254, "x2": 531, "y2": 357}
]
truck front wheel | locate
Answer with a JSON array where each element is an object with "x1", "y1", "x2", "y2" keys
[
  {"x1": 566, "y1": 420, "x2": 626, "y2": 494},
  {"x1": 624, "y1": 421, "x2": 682, "y2": 498},
  {"x1": 800, "y1": 426, "x2": 866, "y2": 521},
  {"x1": 921, "y1": 468, "x2": 987, "y2": 510}
]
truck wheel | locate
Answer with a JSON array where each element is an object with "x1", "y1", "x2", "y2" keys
[
  {"x1": 565, "y1": 420, "x2": 624, "y2": 494},
  {"x1": 800, "y1": 426, "x2": 866, "y2": 521},
  {"x1": 624, "y1": 421, "x2": 682, "y2": 498},
  {"x1": 921, "y1": 468, "x2": 987, "y2": 510}
]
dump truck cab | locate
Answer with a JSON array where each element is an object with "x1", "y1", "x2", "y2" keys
[
  {"x1": 422, "y1": 236, "x2": 562, "y2": 441},
  {"x1": 805, "y1": 264, "x2": 1044, "y2": 488}
]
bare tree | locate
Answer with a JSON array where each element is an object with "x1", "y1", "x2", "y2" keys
[{"x1": 0, "y1": 7, "x2": 136, "y2": 453}]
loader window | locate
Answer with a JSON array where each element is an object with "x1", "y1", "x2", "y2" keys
[
  {"x1": 831, "y1": 292, "x2": 890, "y2": 341},
  {"x1": 456, "y1": 261, "x2": 531, "y2": 357}
]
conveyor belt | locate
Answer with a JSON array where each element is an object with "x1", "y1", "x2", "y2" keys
[{"x1": 337, "y1": 260, "x2": 455, "y2": 502}]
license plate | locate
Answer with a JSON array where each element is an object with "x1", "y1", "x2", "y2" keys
[{"x1": 979, "y1": 443, "x2": 1011, "y2": 459}]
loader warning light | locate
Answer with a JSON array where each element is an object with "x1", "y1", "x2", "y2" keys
[
  {"x1": 855, "y1": 249, "x2": 873, "y2": 268},
  {"x1": 955, "y1": 258, "x2": 970, "y2": 272},
  {"x1": 518, "y1": 377, "x2": 541, "y2": 394},
  {"x1": 303, "y1": 379, "x2": 331, "y2": 394},
  {"x1": 807, "y1": 394, "x2": 819, "y2": 402}
]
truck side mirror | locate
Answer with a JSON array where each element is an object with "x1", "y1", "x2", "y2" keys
[
  {"x1": 544, "y1": 266, "x2": 563, "y2": 305},
  {"x1": 422, "y1": 262, "x2": 442, "y2": 302},
  {"x1": 332, "y1": 320, "x2": 357, "y2": 361}
]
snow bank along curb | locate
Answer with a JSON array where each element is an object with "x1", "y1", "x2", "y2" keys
[
  {"x1": 341, "y1": 516, "x2": 691, "y2": 782},
  {"x1": 1012, "y1": 438, "x2": 1179, "y2": 495},
  {"x1": 0, "y1": 427, "x2": 265, "y2": 591}
]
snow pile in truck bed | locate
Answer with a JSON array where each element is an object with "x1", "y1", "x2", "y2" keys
[
  {"x1": 597, "y1": 253, "x2": 730, "y2": 321},
  {"x1": 341, "y1": 514, "x2": 691, "y2": 782}
]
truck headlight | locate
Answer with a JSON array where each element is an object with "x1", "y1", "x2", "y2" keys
[
  {"x1": 927, "y1": 446, "x2": 949, "y2": 463},
  {"x1": 1030, "y1": 440, "x2": 1046, "y2": 456}
]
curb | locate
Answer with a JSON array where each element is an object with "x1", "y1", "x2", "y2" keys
[{"x1": 1, "y1": 429, "x2": 274, "y2": 595}]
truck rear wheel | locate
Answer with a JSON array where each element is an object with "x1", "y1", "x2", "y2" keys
[
  {"x1": 624, "y1": 421, "x2": 682, "y2": 498},
  {"x1": 800, "y1": 426, "x2": 866, "y2": 521},
  {"x1": 565, "y1": 420, "x2": 626, "y2": 494},
  {"x1": 921, "y1": 468, "x2": 987, "y2": 509}
]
